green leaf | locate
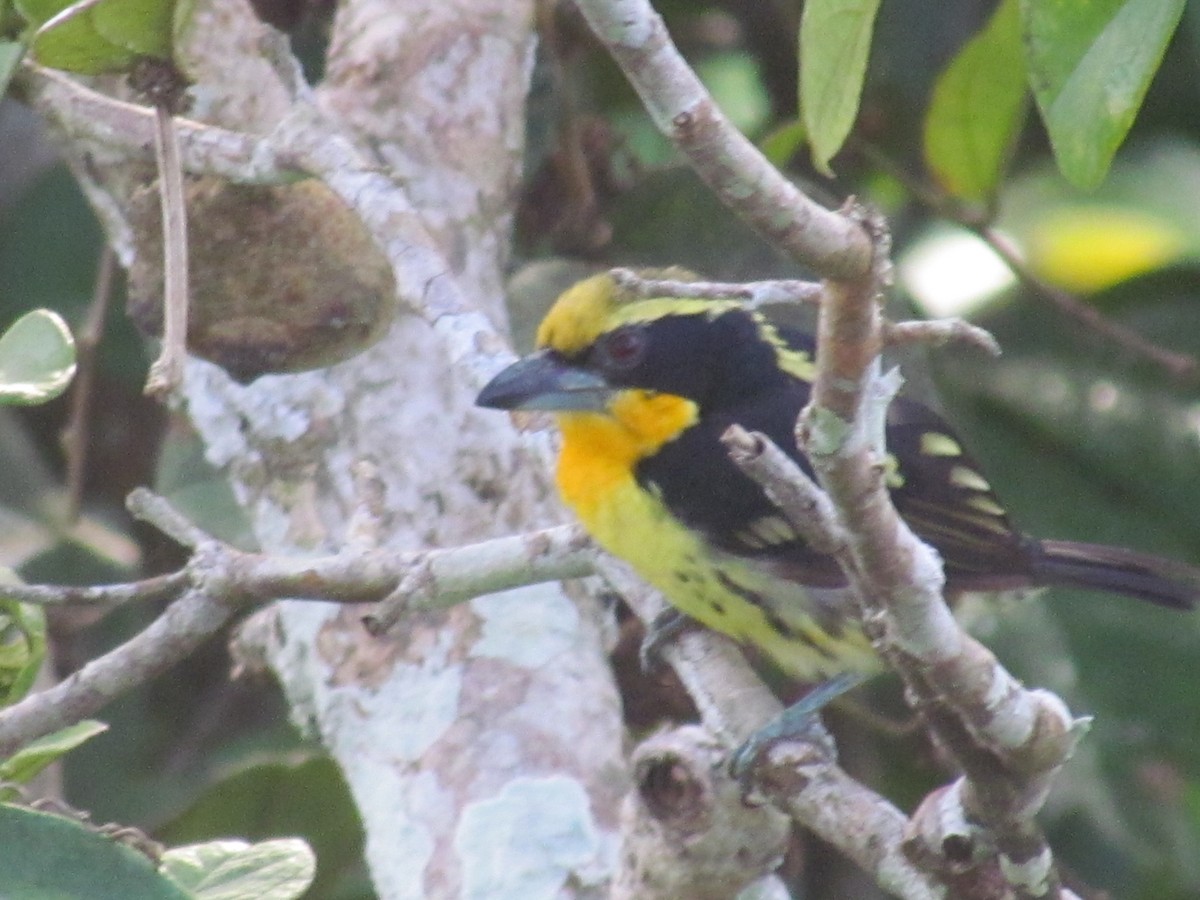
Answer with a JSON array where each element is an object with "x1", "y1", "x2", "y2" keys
[
  {"x1": 157, "y1": 755, "x2": 369, "y2": 900},
  {"x1": 924, "y1": 0, "x2": 1028, "y2": 205},
  {"x1": 799, "y1": 0, "x2": 882, "y2": 176},
  {"x1": 0, "y1": 803, "x2": 190, "y2": 899},
  {"x1": 0, "y1": 586, "x2": 45, "y2": 706},
  {"x1": 161, "y1": 839, "x2": 316, "y2": 900},
  {"x1": 91, "y1": 0, "x2": 173, "y2": 58},
  {"x1": 0, "y1": 721, "x2": 108, "y2": 796},
  {"x1": 0, "y1": 41, "x2": 23, "y2": 98},
  {"x1": 0, "y1": 309, "x2": 76, "y2": 405},
  {"x1": 14, "y1": 0, "x2": 138, "y2": 74},
  {"x1": 1022, "y1": 0, "x2": 1187, "y2": 190}
]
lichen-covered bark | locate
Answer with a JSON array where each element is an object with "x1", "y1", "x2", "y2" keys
[{"x1": 29, "y1": 0, "x2": 629, "y2": 895}]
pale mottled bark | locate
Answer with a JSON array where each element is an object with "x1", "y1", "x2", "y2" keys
[
  {"x1": 27, "y1": 0, "x2": 628, "y2": 895},
  {"x1": 174, "y1": 2, "x2": 628, "y2": 897}
]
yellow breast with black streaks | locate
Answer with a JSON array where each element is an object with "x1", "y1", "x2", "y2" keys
[{"x1": 554, "y1": 398, "x2": 878, "y2": 680}]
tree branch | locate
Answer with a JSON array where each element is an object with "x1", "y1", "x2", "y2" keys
[
  {"x1": 22, "y1": 65, "x2": 290, "y2": 186},
  {"x1": 142, "y1": 100, "x2": 190, "y2": 398},
  {"x1": 570, "y1": 0, "x2": 871, "y2": 279},
  {"x1": 611, "y1": 725, "x2": 791, "y2": 900},
  {"x1": 0, "y1": 586, "x2": 234, "y2": 758},
  {"x1": 720, "y1": 205, "x2": 1086, "y2": 897},
  {"x1": 0, "y1": 488, "x2": 601, "y2": 754},
  {"x1": 977, "y1": 224, "x2": 1198, "y2": 381},
  {"x1": 596, "y1": 554, "x2": 944, "y2": 898},
  {"x1": 858, "y1": 140, "x2": 1199, "y2": 383},
  {"x1": 610, "y1": 268, "x2": 824, "y2": 309}
]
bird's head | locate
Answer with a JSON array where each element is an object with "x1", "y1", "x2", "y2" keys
[{"x1": 477, "y1": 273, "x2": 811, "y2": 436}]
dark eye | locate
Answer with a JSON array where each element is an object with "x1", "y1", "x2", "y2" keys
[{"x1": 599, "y1": 326, "x2": 647, "y2": 370}]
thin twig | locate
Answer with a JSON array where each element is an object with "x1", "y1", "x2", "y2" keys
[
  {"x1": 143, "y1": 104, "x2": 189, "y2": 398},
  {"x1": 0, "y1": 488, "x2": 601, "y2": 756},
  {"x1": 883, "y1": 317, "x2": 1001, "y2": 356},
  {"x1": 0, "y1": 571, "x2": 189, "y2": 608},
  {"x1": 720, "y1": 424, "x2": 848, "y2": 558},
  {"x1": 611, "y1": 268, "x2": 824, "y2": 309},
  {"x1": 63, "y1": 244, "x2": 115, "y2": 523},
  {"x1": 572, "y1": 0, "x2": 870, "y2": 279},
  {"x1": 0, "y1": 587, "x2": 235, "y2": 758},
  {"x1": 978, "y1": 225, "x2": 1198, "y2": 380},
  {"x1": 764, "y1": 204, "x2": 1082, "y2": 896},
  {"x1": 126, "y1": 487, "x2": 213, "y2": 549},
  {"x1": 859, "y1": 140, "x2": 1199, "y2": 382},
  {"x1": 362, "y1": 524, "x2": 595, "y2": 634},
  {"x1": 23, "y1": 66, "x2": 290, "y2": 184}
]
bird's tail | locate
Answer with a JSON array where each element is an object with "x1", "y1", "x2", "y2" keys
[{"x1": 1029, "y1": 540, "x2": 1200, "y2": 610}]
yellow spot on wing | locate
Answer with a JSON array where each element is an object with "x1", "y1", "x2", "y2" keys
[
  {"x1": 921, "y1": 432, "x2": 962, "y2": 457},
  {"x1": 882, "y1": 453, "x2": 905, "y2": 488},
  {"x1": 736, "y1": 530, "x2": 765, "y2": 549},
  {"x1": 750, "y1": 515, "x2": 797, "y2": 546},
  {"x1": 756, "y1": 318, "x2": 817, "y2": 381},
  {"x1": 950, "y1": 465, "x2": 991, "y2": 492},
  {"x1": 966, "y1": 495, "x2": 1007, "y2": 517}
]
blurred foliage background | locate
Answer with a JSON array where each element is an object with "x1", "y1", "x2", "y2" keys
[{"x1": 2, "y1": 0, "x2": 1200, "y2": 897}]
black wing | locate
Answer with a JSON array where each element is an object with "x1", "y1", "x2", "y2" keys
[{"x1": 636, "y1": 318, "x2": 1034, "y2": 590}]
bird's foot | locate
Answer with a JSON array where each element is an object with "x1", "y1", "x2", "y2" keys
[{"x1": 729, "y1": 672, "x2": 865, "y2": 795}]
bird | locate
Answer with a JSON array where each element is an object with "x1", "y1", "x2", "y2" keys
[{"x1": 476, "y1": 272, "x2": 1199, "y2": 682}]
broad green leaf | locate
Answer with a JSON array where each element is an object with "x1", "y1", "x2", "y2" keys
[
  {"x1": 0, "y1": 587, "x2": 45, "y2": 706},
  {"x1": 924, "y1": 0, "x2": 1028, "y2": 205},
  {"x1": 0, "y1": 41, "x2": 23, "y2": 98},
  {"x1": 0, "y1": 803, "x2": 190, "y2": 899},
  {"x1": 0, "y1": 720, "x2": 107, "y2": 795},
  {"x1": 0, "y1": 309, "x2": 76, "y2": 405},
  {"x1": 1022, "y1": 0, "x2": 1187, "y2": 189},
  {"x1": 799, "y1": 0, "x2": 881, "y2": 176},
  {"x1": 14, "y1": 0, "x2": 139, "y2": 74},
  {"x1": 161, "y1": 838, "x2": 316, "y2": 900},
  {"x1": 158, "y1": 755, "x2": 369, "y2": 899},
  {"x1": 92, "y1": 0, "x2": 172, "y2": 58}
]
